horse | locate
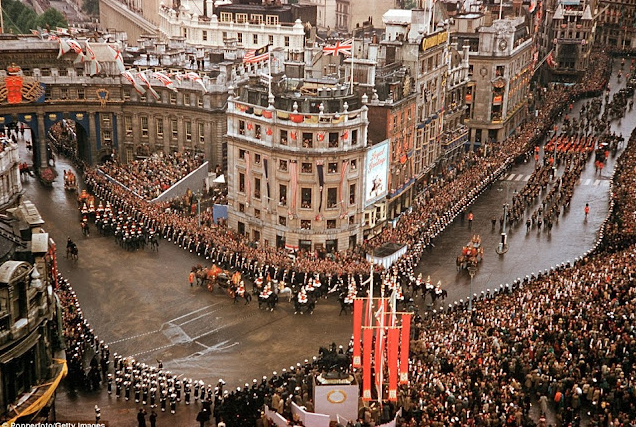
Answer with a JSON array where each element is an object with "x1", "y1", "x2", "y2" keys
[
  {"x1": 232, "y1": 286, "x2": 252, "y2": 305},
  {"x1": 149, "y1": 234, "x2": 159, "y2": 251},
  {"x1": 275, "y1": 281, "x2": 294, "y2": 302},
  {"x1": 258, "y1": 292, "x2": 278, "y2": 311},
  {"x1": 317, "y1": 346, "x2": 350, "y2": 375},
  {"x1": 293, "y1": 293, "x2": 315, "y2": 315}
]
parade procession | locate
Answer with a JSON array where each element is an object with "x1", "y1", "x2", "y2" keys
[{"x1": 4, "y1": 0, "x2": 636, "y2": 424}]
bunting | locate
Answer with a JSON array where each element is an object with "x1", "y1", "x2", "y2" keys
[
  {"x1": 137, "y1": 71, "x2": 160, "y2": 100},
  {"x1": 288, "y1": 160, "x2": 298, "y2": 216},
  {"x1": 153, "y1": 71, "x2": 177, "y2": 92},
  {"x1": 122, "y1": 71, "x2": 146, "y2": 95},
  {"x1": 352, "y1": 299, "x2": 363, "y2": 368},
  {"x1": 362, "y1": 327, "x2": 373, "y2": 401},
  {"x1": 387, "y1": 327, "x2": 400, "y2": 401},
  {"x1": 399, "y1": 313, "x2": 411, "y2": 384},
  {"x1": 185, "y1": 71, "x2": 207, "y2": 92},
  {"x1": 339, "y1": 159, "x2": 349, "y2": 217}
]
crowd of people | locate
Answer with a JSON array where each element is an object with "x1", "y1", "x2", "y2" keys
[{"x1": 97, "y1": 151, "x2": 205, "y2": 200}]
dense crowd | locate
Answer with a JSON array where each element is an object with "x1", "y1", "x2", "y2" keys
[{"x1": 98, "y1": 151, "x2": 204, "y2": 200}]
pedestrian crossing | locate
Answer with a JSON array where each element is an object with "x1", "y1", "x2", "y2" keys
[{"x1": 504, "y1": 173, "x2": 610, "y2": 186}]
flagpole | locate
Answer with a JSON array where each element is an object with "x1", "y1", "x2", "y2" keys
[
  {"x1": 268, "y1": 45, "x2": 272, "y2": 98},
  {"x1": 0, "y1": 0, "x2": 4, "y2": 34},
  {"x1": 350, "y1": 38, "x2": 355, "y2": 94},
  {"x1": 368, "y1": 263, "x2": 374, "y2": 326}
]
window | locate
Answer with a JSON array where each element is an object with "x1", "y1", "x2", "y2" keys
[
  {"x1": 328, "y1": 132, "x2": 338, "y2": 148},
  {"x1": 122, "y1": 88, "x2": 130, "y2": 101},
  {"x1": 350, "y1": 159, "x2": 357, "y2": 170},
  {"x1": 202, "y1": 30, "x2": 208, "y2": 41},
  {"x1": 239, "y1": 203, "x2": 245, "y2": 213},
  {"x1": 170, "y1": 92, "x2": 177, "y2": 105},
  {"x1": 280, "y1": 129, "x2": 288, "y2": 145},
  {"x1": 254, "y1": 177, "x2": 261, "y2": 199},
  {"x1": 349, "y1": 184, "x2": 356, "y2": 204},
  {"x1": 301, "y1": 220, "x2": 311, "y2": 230},
  {"x1": 238, "y1": 221, "x2": 245, "y2": 235},
  {"x1": 279, "y1": 159, "x2": 288, "y2": 171},
  {"x1": 239, "y1": 149, "x2": 246, "y2": 159},
  {"x1": 171, "y1": 119, "x2": 178, "y2": 139},
  {"x1": 279, "y1": 184, "x2": 287, "y2": 205},
  {"x1": 238, "y1": 33, "x2": 243, "y2": 43},
  {"x1": 327, "y1": 188, "x2": 338, "y2": 209},
  {"x1": 279, "y1": 216, "x2": 287, "y2": 226},
  {"x1": 236, "y1": 13, "x2": 247, "y2": 23},
  {"x1": 328, "y1": 162, "x2": 338, "y2": 173},
  {"x1": 266, "y1": 15, "x2": 279, "y2": 25},
  {"x1": 103, "y1": 130, "x2": 112, "y2": 144},
  {"x1": 269, "y1": 35, "x2": 274, "y2": 45},
  {"x1": 251, "y1": 14, "x2": 263, "y2": 24},
  {"x1": 351, "y1": 129, "x2": 358, "y2": 145},
  {"x1": 60, "y1": 87, "x2": 68, "y2": 99},
  {"x1": 302, "y1": 132, "x2": 313, "y2": 148},
  {"x1": 284, "y1": 36, "x2": 290, "y2": 47},
  {"x1": 255, "y1": 124, "x2": 261, "y2": 139},
  {"x1": 253, "y1": 34, "x2": 259, "y2": 44},
  {"x1": 198, "y1": 97, "x2": 203, "y2": 108},
  {"x1": 185, "y1": 121, "x2": 192, "y2": 141},
  {"x1": 141, "y1": 116, "x2": 149, "y2": 137},
  {"x1": 254, "y1": 153, "x2": 261, "y2": 164},
  {"x1": 301, "y1": 162, "x2": 313, "y2": 173},
  {"x1": 254, "y1": 209, "x2": 260, "y2": 219},
  {"x1": 327, "y1": 219, "x2": 336, "y2": 229},
  {"x1": 184, "y1": 93, "x2": 191, "y2": 105},
  {"x1": 220, "y1": 12, "x2": 232, "y2": 22},
  {"x1": 199, "y1": 122, "x2": 205, "y2": 143},
  {"x1": 239, "y1": 120, "x2": 245, "y2": 135},
  {"x1": 253, "y1": 230, "x2": 260, "y2": 242},
  {"x1": 301, "y1": 188, "x2": 312, "y2": 209},
  {"x1": 125, "y1": 116, "x2": 133, "y2": 137},
  {"x1": 239, "y1": 173, "x2": 245, "y2": 193},
  {"x1": 496, "y1": 65, "x2": 505, "y2": 77},
  {"x1": 156, "y1": 118, "x2": 164, "y2": 138}
]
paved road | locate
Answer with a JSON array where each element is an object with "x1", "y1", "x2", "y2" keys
[
  {"x1": 14, "y1": 59, "x2": 634, "y2": 424},
  {"x1": 414, "y1": 60, "x2": 633, "y2": 308}
]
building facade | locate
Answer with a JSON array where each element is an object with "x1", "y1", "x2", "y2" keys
[
  {"x1": 595, "y1": 0, "x2": 636, "y2": 49},
  {"x1": 0, "y1": 201, "x2": 65, "y2": 424},
  {"x1": 550, "y1": 0, "x2": 595, "y2": 77},
  {"x1": 441, "y1": 44, "x2": 470, "y2": 161},
  {"x1": 0, "y1": 142, "x2": 22, "y2": 209},
  {"x1": 226, "y1": 81, "x2": 369, "y2": 253},
  {"x1": 464, "y1": 16, "x2": 534, "y2": 144}
]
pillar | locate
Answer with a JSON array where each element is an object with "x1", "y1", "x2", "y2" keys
[{"x1": 37, "y1": 113, "x2": 47, "y2": 169}]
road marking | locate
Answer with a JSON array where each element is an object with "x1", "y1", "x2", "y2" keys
[
  {"x1": 515, "y1": 174, "x2": 524, "y2": 181},
  {"x1": 584, "y1": 179, "x2": 591, "y2": 185},
  {"x1": 523, "y1": 175, "x2": 531, "y2": 181},
  {"x1": 176, "y1": 308, "x2": 222, "y2": 327},
  {"x1": 593, "y1": 179, "x2": 601, "y2": 186},
  {"x1": 507, "y1": 173, "x2": 516, "y2": 180}
]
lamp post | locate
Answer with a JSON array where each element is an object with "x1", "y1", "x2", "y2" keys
[
  {"x1": 467, "y1": 265, "x2": 477, "y2": 311},
  {"x1": 496, "y1": 203, "x2": 509, "y2": 254}
]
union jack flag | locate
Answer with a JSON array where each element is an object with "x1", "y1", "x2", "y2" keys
[
  {"x1": 243, "y1": 45, "x2": 270, "y2": 63},
  {"x1": 322, "y1": 39, "x2": 353, "y2": 56}
]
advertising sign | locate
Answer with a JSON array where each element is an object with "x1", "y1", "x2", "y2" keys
[{"x1": 364, "y1": 140, "x2": 390, "y2": 206}]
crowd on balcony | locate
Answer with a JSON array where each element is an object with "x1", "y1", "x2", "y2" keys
[{"x1": 97, "y1": 151, "x2": 204, "y2": 200}]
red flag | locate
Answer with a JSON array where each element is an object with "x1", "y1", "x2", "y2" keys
[
  {"x1": 374, "y1": 300, "x2": 386, "y2": 397},
  {"x1": 387, "y1": 327, "x2": 400, "y2": 401},
  {"x1": 362, "y1": 328, "x2": 373, "y2": 401},
  {"x1": 5, "y1": 76, "x2": 23, "y2": 104},
  {"x1": 399, "y1": 313, "x2": 411, "y2": 384},
  {"x1": 353, "y1": 298, "x2": 363, "y2": 368}
]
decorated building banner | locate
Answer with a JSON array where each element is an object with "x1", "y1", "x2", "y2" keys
[{"x1": 364, "y1": 140, "x2": 390, "y2": 207}]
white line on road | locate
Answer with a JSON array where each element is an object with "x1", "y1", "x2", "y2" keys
[
  {"x1": 593, "y1": 179, "x2": 601, "y2": 186},
  {"x1": 523, "y1": 175, "x2": 531, "y2": 181},
  {"x1": 584, "y1": 179, "x2": 591, "y2": 185},
  {"x1": 507, "y1": 173, "x2": 516, "y2": 180},
  {"x1": 515, "y1": 174, "x2": 524, "y2": 181}
]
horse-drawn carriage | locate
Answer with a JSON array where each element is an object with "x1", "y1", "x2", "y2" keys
[
  {"x1": 457, "y1": 235, "x2": 484, "y2": 272},
  {"x1": 64, "y1": 170, "x2": 77, "y2": 191},
  {"x1": 194, "y1": 264, "x2": 232, "y2": 292}
]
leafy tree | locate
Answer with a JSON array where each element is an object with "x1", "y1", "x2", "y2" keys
[
  {"x1": 36, "y1": 7, "x2": 68, "y2": 29},
  {"x1": 1, "y1": 0, "x2": 66, "y2": 34},
  {"x1": 82, "y1": 0, "x2": 99, "y2": 16}
]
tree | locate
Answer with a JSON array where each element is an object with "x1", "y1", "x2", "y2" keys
[
  {"x1": 82, "y1": 0, "x2": 99, "y2": 16},
  {"x1": 36, "y1": 8, "x2": 68, "y2": 30}
]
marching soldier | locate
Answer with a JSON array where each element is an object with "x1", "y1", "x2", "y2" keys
[
  {"x1": 107, "y1": 373, "x2": 113, "y2": 394},
  {"x1": 134, "y1": 382, "x2": 141, "y2": 403},
  {"x1": 150, "y1": 387, "x2": 157, "y2": 408},
  {"x1": 184, "y1": 379, "x2": 191, "y2": 405},
  {"x1": 124, "y1": 380, "x2": 131, "y2": 401},
  {"x1": 160, "y1": 389, "x2": 167, "y2": 412},
  {"x1": 170, "y1": 391, "x2": 177, "y2": 414}
]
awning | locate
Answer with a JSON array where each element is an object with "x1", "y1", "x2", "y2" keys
[
  {"x1": 4, "y1": 359, "x2": 67, "y2": 424},
  {"x1": 212, "y1": 174, "x2": 225, "y2": 184}
]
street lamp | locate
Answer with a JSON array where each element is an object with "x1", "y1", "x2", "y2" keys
[
  {"x1": 467, "y1": 265, "x2": 477, "y2": 311},
  {"x1": 496, "y1": 203, "x2": 509, "y2": 254}
]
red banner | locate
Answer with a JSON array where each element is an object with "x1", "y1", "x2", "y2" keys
[
  {"x1": 374, "y1": 300, "x2": 386, "y2": 397},
  {"x1": 387, "y1": 327, "x2": 400, "y2": 401},
  {"x1": 362, "y1": 328, "x2": 373, "y2": 401},
  {"x1": 399, "y1": 313, "x2": 411, "y2": 384},
  {"x1": 352, "y1": 299, "x2": 363, "y2": 368},
  {"x1": 5, "y1": 75, "x2": 23, "y2": 104}
]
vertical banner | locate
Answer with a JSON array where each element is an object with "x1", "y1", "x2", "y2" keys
[
  {"x1": 362, "y1": 328, "x2": 373, "y2": 401},
  {"x1": 316, "y1": 160, "x2": 324, "y2": 213},
  {"x1": 387, "y1": 327, "x2": 400, "y2": 401},
  {"x1": 289, "y1": 160, "x2": 298, "y2": 215},
  {"x1": 374, "y1": 299, "x2": 386, "y2": 400},
  {"x1": 352, "y1": 298, "x2": 363, "y2": 368},
  {"x1": 244, "y1": 151, "x2": 251, "y2": 205},
  {"x1": 263, "y1": 157, "x2": 270, "y2": 201},
  {"x1": 399, "y1": 313, "x2": 411, "y2": 384},
  {"x1": 339, "y1": 160, "x2": 349, "y2": 216}
]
